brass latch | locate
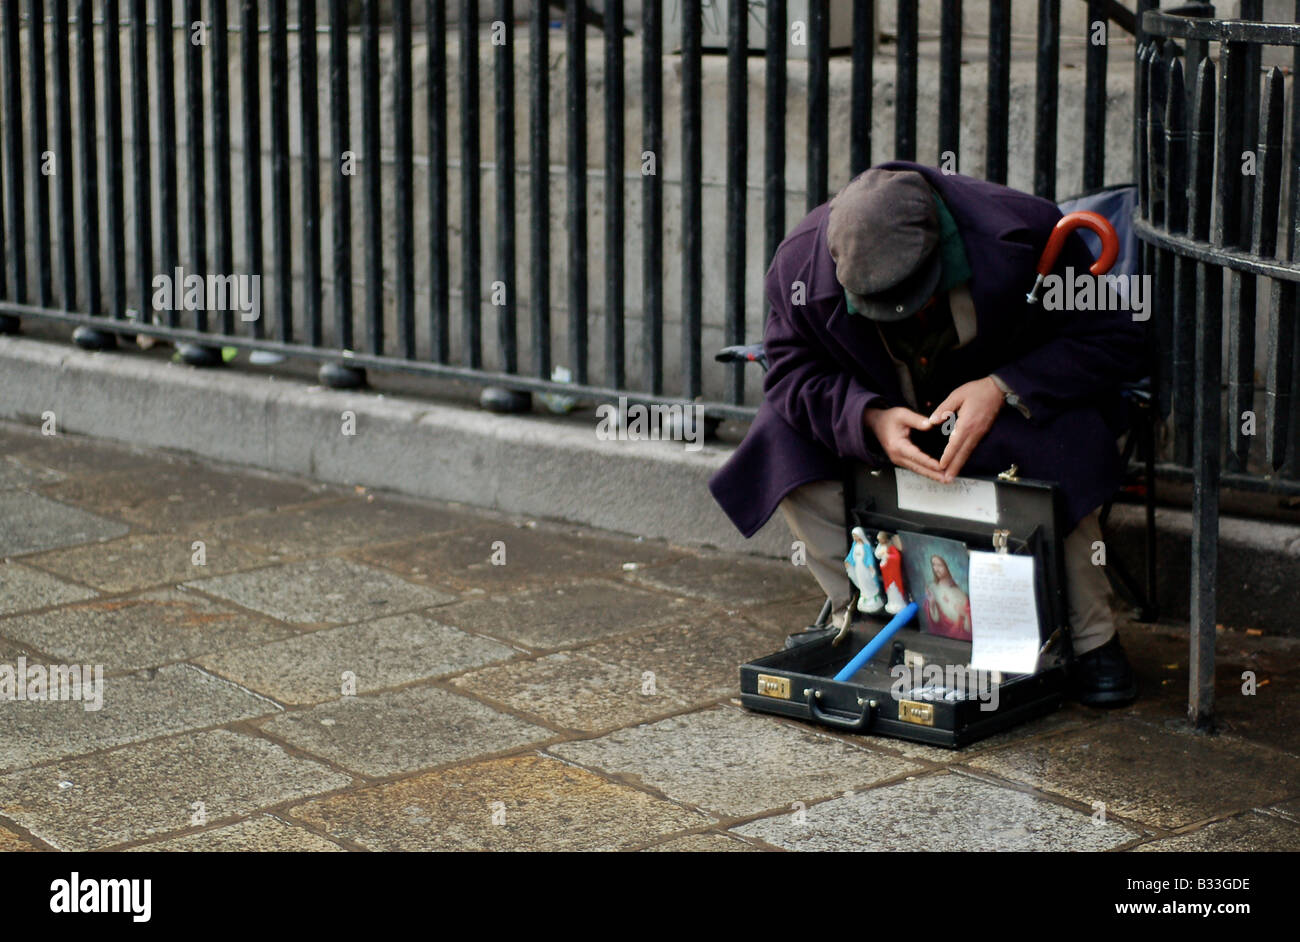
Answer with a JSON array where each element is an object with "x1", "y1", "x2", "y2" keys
[
  {"x1": 756, "y1": 674, "x2": 791, "y2": 699},
  {"x1": 997, "y1": 464, "x2": 1020, "y2": 481},
  {"x1": 898, "y1": 699, "x2": 936, "y2": 726}
]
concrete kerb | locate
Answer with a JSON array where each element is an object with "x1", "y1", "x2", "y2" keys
[
  {"x1": 5, "y1": 333, "x2": 1299, "y2": 635},
  {"x1": 0, "y1": 335, "x2": 793, "y2": 558}
]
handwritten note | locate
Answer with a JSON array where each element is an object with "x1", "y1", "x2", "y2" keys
[
  {"x1": 968, "y1": 551, "x2": 1041, "y2": 674},
  {"x1": 895, "y1": 468, "x2": 1000, "y2": 524}
]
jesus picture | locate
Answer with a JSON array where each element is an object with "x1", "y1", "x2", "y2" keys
[{"x1": 898, "y1": 531, "x2": 973, "y2": 642}]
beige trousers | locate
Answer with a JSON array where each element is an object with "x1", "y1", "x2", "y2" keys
[{"x1": 779, "y1": 478, "x2": 1116, "y2": 656}]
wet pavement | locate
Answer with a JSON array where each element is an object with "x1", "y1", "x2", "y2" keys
[{"x1": 2, "y1": 418, "x2": 1299, "y2": 851}]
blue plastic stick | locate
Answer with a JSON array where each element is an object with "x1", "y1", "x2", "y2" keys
[{"x1": 832, "y1": 602, "x2": 920, "y2": 682}]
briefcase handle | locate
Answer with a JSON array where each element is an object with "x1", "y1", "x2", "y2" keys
[{"x1": 805, "y1": 688, "x2": 875, "y2": 731}]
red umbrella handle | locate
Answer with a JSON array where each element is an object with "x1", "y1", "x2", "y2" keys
[{"x1": 1025, "y1": 210, "x2": 1120, "y2": 304}]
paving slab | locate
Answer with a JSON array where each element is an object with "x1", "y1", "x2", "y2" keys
[
  {"x1": 0, "y1": 588, "x2": 296, "y2": 670},
  {"x1": 642, "y1": 832, "x2": 767, "y2": 851},
  {"x1": 287, "y1": 753, "x2": 710, "y2": 851},
  {"x1": 24, "y1": 532, "x2": 273, "y2": 594},
  {"x1": 450, "y1": 620, "x2": 771, "y2": 732},
  {"x1": 355, "y1": 521, "x2": 679, "y2": 593},
  {"x1": 0, "y1": 492, "x2": 129, "y2": 557},
  {"x1": 38, "y1": 464, "x2": 331, "y2": 531},
  {"x1": 206, "y1": 494, "x2": 478, "y2": 556},
  {"x1": 0, "y1": 455, "x2": 64, "y2": 490},
  {"x1": 733, "y1": 770, "x2": 1142, "y2": 851},
  {"x1": 6, "y1": 431, "x2": 186, "y2": 477},
  {"x1": 0, "y1": 560, "x2": 97, "y2": 615},
  {"x1": 1133, "y1": 811, "x2": 1300, "y2": 851},
  {"x1": 0, "y1": 727, "x2": 353, "y2": 851},
  {"x1": 0, "y1": 824, "x2": 40, "y2": 851},
  {"x1": 431, "y1": 579, "x2": 702, "y2": 651},
  {"x1": 5, "y1": 420, "x2": 1300, "y2": 854},
  {"x1": 623, "y1": 554, "x2": 820, "y2": 608},
  {"x1": 738, "y1": 596, "x2": 836, "y2": 645},
  {"x1": 0, "y1": 636, "x2": 32, "y2": 660},
  {"x1": 195, "y1": 611, "x2": 516, "y2": 706},
  {"x1": 551, "y1": 706, "x2": 922, "y2": 818},
  {"x1": 1124, "y1": 622, "x2": 1300, "y2": 757},
  {"x1": 128, "y1": 815, "x2": 346, "y2": 852},
  {"x1": 968, "y1": 719, "x2": 1300, "y2": 830},
  {"x1": 260, "y1": 685, "x2": 553, "y2": 777},
  {"x1": 0, "y1": 421, "x2": 41, "y2": 451},
  {"x1": 0, "y1": 663, "x2": 280, "y2": 773},
  {"x1": 185, "y1": 557, "x2": 456, "y2": 627},
  {"x1": 1262, "y1": 796, "x2": 1300, "y2": 823}
]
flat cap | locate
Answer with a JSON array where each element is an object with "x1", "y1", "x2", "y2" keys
[{"x1": 826, "y1": 169, "x2": 942, "y2": 321}]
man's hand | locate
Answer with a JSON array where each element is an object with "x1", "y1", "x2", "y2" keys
[
  {"x1": 863, "y1": 406, "x2": 946, "y2": 483},
  {"x1": 929, "y1": 376, "x2": 1004, "y2": 481}
]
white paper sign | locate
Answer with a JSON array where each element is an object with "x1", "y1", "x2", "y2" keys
[
  {"x1": 895, "y1": 468, "x2": 999, "y2": 523},
  {"x1": 968, "y1": 551, "x2": 1041, "y2": 674}
]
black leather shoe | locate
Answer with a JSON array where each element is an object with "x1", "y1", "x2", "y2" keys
[
  {"x1": 783, "y1": 624, "x2": 839, "y2": 650},
  {"x1": 1072, "y1": 635, "x2": 1138, "y2": 707}
]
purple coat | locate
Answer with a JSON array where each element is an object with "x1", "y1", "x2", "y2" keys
[{"x1": 708, "y1": 162, "x2": 1147, "y2": 537}]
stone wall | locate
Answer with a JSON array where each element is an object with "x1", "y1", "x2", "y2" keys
[{"x1": 13, "y1": 12, "x2": 1138, "y2": 406}]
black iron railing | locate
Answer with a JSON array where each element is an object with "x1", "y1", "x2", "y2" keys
[
  {"x1": 0, "y1": 1, "x2": 1133, "y2": 419},
  {"x1": 1136, "y1": 3, "x2": 1300, "y2": 729}
]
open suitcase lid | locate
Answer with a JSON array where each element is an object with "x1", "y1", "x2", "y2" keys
[
  {"x1": 738, "y1": 465, "x2": 1074, "y2": 747},
  {"x1": 845, "y1": 464, "x2": 1070, "y2": 649}
]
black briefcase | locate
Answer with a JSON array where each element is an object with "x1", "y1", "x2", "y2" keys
[{"x1": 740, "y1": 465, "x2": 1074, "y2": 748}]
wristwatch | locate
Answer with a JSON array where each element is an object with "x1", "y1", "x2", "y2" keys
[{"x1": 990, "y1": 373, "x2": 1031, "y2": 419}]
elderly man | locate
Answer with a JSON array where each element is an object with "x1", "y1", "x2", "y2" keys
[{"x1": 709, "y1": 162, "x2": 1144, "y2": 706}]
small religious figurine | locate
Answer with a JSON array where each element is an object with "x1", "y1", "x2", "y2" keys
[
  {"x1": 875, "y1": 531, "x2": 907, "y2": 614},
  {"x1": 843, "y1": 526, "x2": 885, "y2": 613}
]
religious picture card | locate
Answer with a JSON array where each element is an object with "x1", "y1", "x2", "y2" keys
[{"x1": 898, "y1": 531, "x2": 973, "y2": 641}]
